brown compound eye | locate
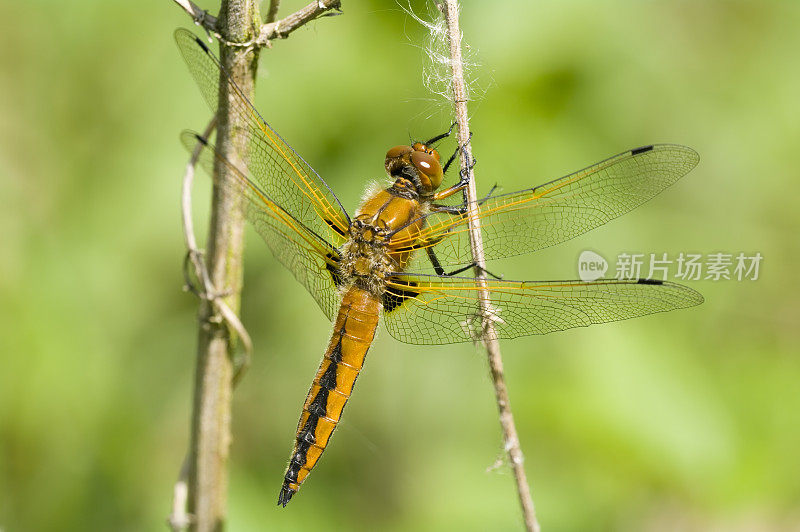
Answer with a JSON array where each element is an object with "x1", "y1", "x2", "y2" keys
[
  {"x1": 386, "y1": 145, "x2": 412, "y2": 159},
  {"x1": 411, "y1": 150, "x2": 443, "y2": 191}
]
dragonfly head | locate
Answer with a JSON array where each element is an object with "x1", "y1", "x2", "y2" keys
[{"x1": 385, "y1": 143, "x2": 444, "y2": 195}]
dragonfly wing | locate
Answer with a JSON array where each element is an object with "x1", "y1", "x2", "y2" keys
[
  {"x1": 402, "y1": 145, "x2": 699, "y2": 273},
  {"x1": 175, "y1": 28, "x2": 350, "y2": 246},
  {"x1": 382, "y1": 273, "x2": 703, "y2": 345},
  {"x1": 182, "y1": 131, "x2": 342, "y2": 320}
]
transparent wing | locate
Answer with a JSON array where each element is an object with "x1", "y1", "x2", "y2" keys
[
  {"x1": 174, "y1": 28, "x2": 350, "y2": 246},
  {"x1": 382, "y1": 274, "x2": 703, "y2": 345},
  {"x1": 182, "y1": 131, "x2": 342, "y2": 320},
  {"x1": 397, "y1": 145, "x2": 699, "y2": 273}
]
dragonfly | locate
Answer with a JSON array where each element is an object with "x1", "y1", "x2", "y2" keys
[{"x1": 174, "y1": 28, "x2": 703, "y2": 507}]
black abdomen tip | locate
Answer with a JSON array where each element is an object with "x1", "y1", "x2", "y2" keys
[{"x1": 278, "y1": 484, "x2": 296, "y2": 507}]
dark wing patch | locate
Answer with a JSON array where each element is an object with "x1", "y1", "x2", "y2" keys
[
  {"x1": 636, "y1": 278, "x2": 663, "y2": 285},
  {"x1": 382, "y1": 278, "x2": 419, "y2": 313},
  {"x1": 325, "y1": 252, "x2": 344, "y2": 288},
  {"x1": 631, "y1": 145, "x2": 655, "y2": 155}
]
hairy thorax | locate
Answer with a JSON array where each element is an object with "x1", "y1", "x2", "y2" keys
[{"x1": 338, "y1": 185, "x2": 426, "y2": 296}]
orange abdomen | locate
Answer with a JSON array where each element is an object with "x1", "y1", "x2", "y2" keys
[{"x1": 278, "y1": 285, "x2": 381, "y2": 506}]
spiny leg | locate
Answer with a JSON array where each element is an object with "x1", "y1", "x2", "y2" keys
[
  {"x1": 423, "y1": 132, "x2": 501, "y2": 279},
  {"x1": 425, "y1": 246, "x2": 503, "y2": 279},
  {"x1": 433, "y1": 138, "x2": 477, "y2": 205},
  {"x1": 442, "y1": 131, "x2": 474, "y2": 176},
  {"x1": 425, "y1": 247, "x2": 446, "y2": 276},
  {"x1": 424, "y1": 121, "x2": 456, "y2": 146},
  {"x1": 430, "y1": 184, "x2": 499, "y2": 215}
]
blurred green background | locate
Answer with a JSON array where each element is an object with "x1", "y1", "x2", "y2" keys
[{"x1": 1, "y1": 0, "x2": 799, "y2": 530}]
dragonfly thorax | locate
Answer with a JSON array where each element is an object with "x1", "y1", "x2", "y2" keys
[
  {"x1": 349, "y1": 216, "x2": 389, "y2": 244},
  {"x1": 338, "y1": 215, "x2": 396, "y2": 295}
]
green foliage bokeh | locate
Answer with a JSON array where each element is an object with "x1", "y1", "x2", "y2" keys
[{"x1": 1, "y1": 1, "x2": 798, "y2": 530}]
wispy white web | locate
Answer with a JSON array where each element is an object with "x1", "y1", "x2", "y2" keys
[{"x1": 400, "y1": 1, "x2": 490, "y2": 114}]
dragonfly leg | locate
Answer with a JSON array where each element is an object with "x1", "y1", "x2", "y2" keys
[
  {"x1": 425, "y1": 247, "x2": 446, "y2": 276},
  {"x1": 429, "y1": 203, "x2": 466, "y2": 215},
  {"x1": 442, "y1": 131, "x2": 474, "y2": 176},
  {"x1": 446, "y1": 262, "x2": 503, "y2": 279},
  {"x1": 433, "y1": 139, "x2": 477, "y2": 202},
  {"x1": 426, "y1": 247, "x2": 503, "y2": 279},
  {"x1": 423, "y1": 121, "x2": 456, "y2": 146},
  {"x1": 441, "y1": 142, "x2": 459, "y2": 176},
  {"x1": 430, "y1": 184, "x2": 499, "y2": 215}
]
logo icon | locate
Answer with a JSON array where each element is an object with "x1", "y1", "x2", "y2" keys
[{"x1": 578, "y1": 250, "x2": 608, "y2": 281}]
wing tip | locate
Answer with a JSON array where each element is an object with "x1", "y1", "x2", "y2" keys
[
  {"x1": 173, "y1": 28, "x2": 211, "y2": 54},
  {"x1": 179, "y1": 129, "x2": 209, "y2": 147},
  {"x1": 644, "y1": 278, "x2": 705, "y2": 307},
  {"x1": 634, "y1": 143, "x2": 701, "y2": 168},
  {"x1": 630, "y1": 145, "x2": 654, "y2": 156}
]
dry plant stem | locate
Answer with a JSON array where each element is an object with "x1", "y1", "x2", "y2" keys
[
  {"x1": 257, "y1": 0, "x2": 340, "y2": 43},
  {"x1": 173, "y1": 0, "x2": 340, "y2": 47},
  {"x1": 265, "y1": 0, "x2": 281, "y2": 24},
  {"x1": 440, "y1": 2, "x2": 541, "y2": 531},
  {"x1": 181, "y1": 118, "x2": 218, "y2": 254},
  {"x1": 180, "y1": 118, "x2": 254, "y2": 382},
  {"x1": 185, "y1": 1, "x2": 261, "y2": 530},
  {"x1": 170, "y1": 118, "x2": 255, "y2": 531},
  {"x1": 170, "y1": 117, "x2": 216, "y2": 532},
  {"x1": 172, "y1": 0, "x2": 219, "y2": 32},
  {"x1": 170, "y1": 1, "x2": 342, "y2": 529}
]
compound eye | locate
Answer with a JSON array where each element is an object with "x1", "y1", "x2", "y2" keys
[
  {"x1": 411, "y1": 151, "x2": 443, "y2": 190},
  {"x1": 386, "y1": 145, "x2": 412, "y2": 159}
]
